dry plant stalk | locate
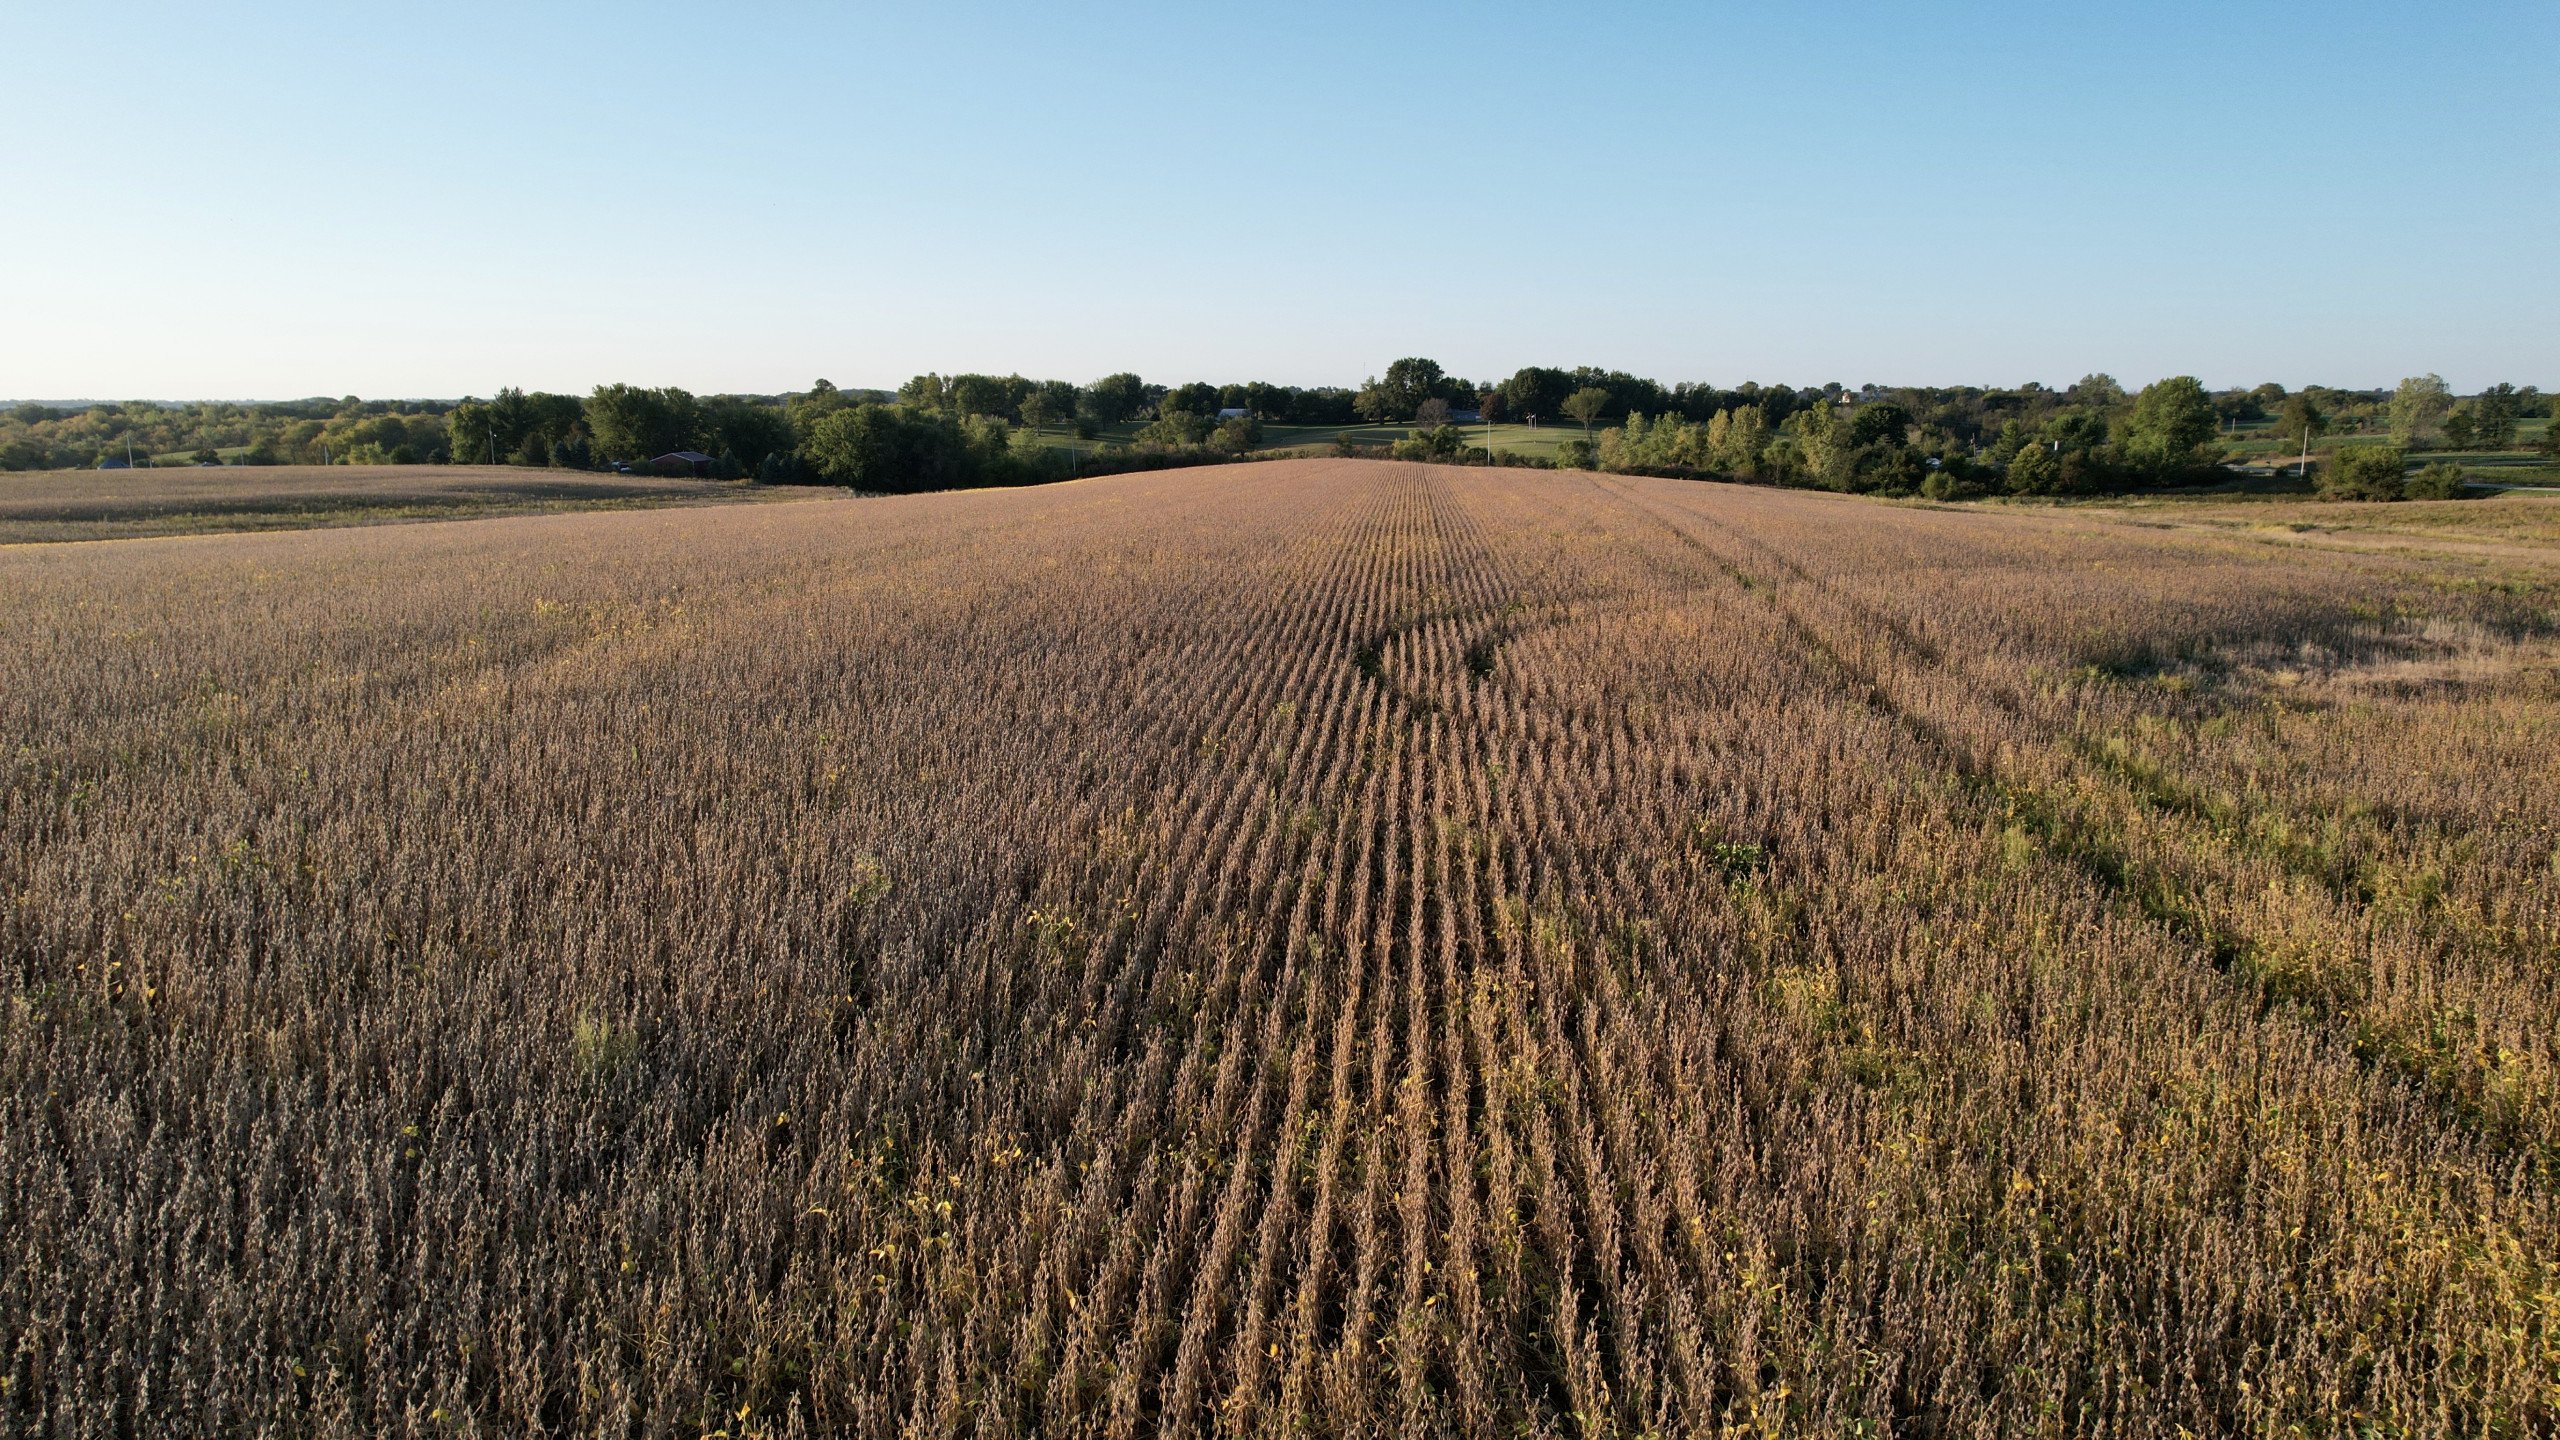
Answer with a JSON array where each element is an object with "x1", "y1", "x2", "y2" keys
[{"x1": 3, "y1": 461, "x2": 2557, "y2": 1437}]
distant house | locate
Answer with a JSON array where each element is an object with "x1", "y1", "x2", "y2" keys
[
  {"x1": 94, "y1": 456, "x2": 131, "y2": 470},
  {"x1": 649, "y1": 450, "x2": 717, "y2": 477},
  {"x1": 1216, "y1": 407, "x2": 1250, "y2": 421},
  {"x1": 1447, "y1": 409, "x2": 1484, "y2": 425}
]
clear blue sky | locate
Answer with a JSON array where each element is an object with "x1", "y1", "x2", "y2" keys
[{"x1": 5, "y1": 1, "x2": 2553, "y2": 399}]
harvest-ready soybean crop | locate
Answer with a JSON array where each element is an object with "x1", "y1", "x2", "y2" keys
[{"x1": 6, "y1": 461, "x2": 2558, "y2": 1436}]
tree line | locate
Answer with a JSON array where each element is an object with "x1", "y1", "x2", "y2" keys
[
  {"x1": 5, "y1": 367, "x2": 2548, "y2": 500},
  {"x1": 0, "y1": 396, "x2": 464, "y2": 472},
  {"x1": 1553, "y1": 372, "x2": 2551, "y2": 501}
]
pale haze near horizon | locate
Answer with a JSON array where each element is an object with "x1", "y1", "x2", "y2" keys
[{"x1": 3, "y1": 0, "x2": 2553, "y2": 401}]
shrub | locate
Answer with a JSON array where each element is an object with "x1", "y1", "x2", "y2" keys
[
  {"x1": 1597, "y1": 412, "x2": 1714, "y2": 473},
  {"x1": 1211, "y1": 415, "x2": 1263, "y2": 453},
  {"x1": 2317, "y1": 445, "x2": 2408, "y2": 501},
  {"x1": 1135, "y1": 411, "x2": 1213, "y2": 448},
  {"x1": 2404, "y1": 461, "x2": 2467, "y2": 500},
  {"x1": 1843, "y1": 441, "x2": 1926, "y2": 495},
  {"x1": 1390, "y1": 424, "x2": 1467, "y2": 462},
  {"x1": 568, "y1": 1011, "x2": 637, "y2": 1084},
  {"x1": 1556, "y1": 438, "x2": 1597, "y2": 470},
  {"x1": 2005, "y1": 444, "x2": 2060, "y2": 495}
]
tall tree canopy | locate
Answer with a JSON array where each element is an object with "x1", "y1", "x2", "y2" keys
[
  {"x1": 2123, "y1": 376, "x2": 2218, "y2": 472},
  {"x1": 586, "y1": 384, "x2": 699, "y2": 461},
  {"x1": 1561, "y1": 387, "x2": 1612, "y2": 438},
  {"x1": 1081, "y1": 374, "x2": 1147, "y2": 426},
  {"x1": 2390, "y1": 375, "x2": 2452, "y2": 444},
  {"x1": 1355, "y1": 358, "x2": 1450, "y2": 422}
]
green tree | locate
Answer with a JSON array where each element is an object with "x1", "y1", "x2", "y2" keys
[
  {"x1": 447, "y1": 396, "x2": 503, "y2": 465},
  {"x1": 1390, "y1": 425, "x2": 1466, "y2": 461},
  {"x1": 452, "y1": 386, "x2": 582, "y2": 466},
  {"x1": 1707, "y1": 405, "x2": 1767, "y2": 475},
  {"x1": 898, "y1": 374, "x2": 952, "y2": 413},
  {"x1": 1786, "y1": 401, "x2": 1849, "y2": 485},
  {"x1": 2389, "y1": 374, "x2": 2452, "y2": 446},
  {"x1": 1561, "y1": 387, "x2": 1611, "y2": 439},
  {"x1": 1032, "y1": 381, "x2": 1078, "y2": 431},
  {"x1": 1380, "y1": 358, "x2": 1445, "y2": 417},
  {"x1": 1135, "y1": 410, "x2": 1212, "y2": 446},
  {"x1": 2405, "y1": 461, "x2": 2466, "y2": 499},
  {"x1": 587, "y1": 384, "x2": 698, "y2": 461},
  {"x1": 2318, "y1": 445, "x2": 2407, "y2": 501},
  {"x1": 1017, "y1": 387, "x2": 1057, "y2": 436},
  {"x1": 1846, "y1": 403, "x2": 1910, "y2": 449},
  {"x1": 1081, "y1": 374, "x2": 1146, "y2": 426},
  {"x1": 2068, "y1": 373, "x2": 2127, "y2": 409},
  {"x1": 1211, "y1": 414, "x2": 1263, "y2": 453},
  {"x1": 1160, "y1": 382, "x2": 1219, "y2": 418},
  {"x1": 2123, "y1": 376, "x2": 2219, "y2": 474},
  {"x1": 1355, "y1": 358, "x2": 1447, "y2": 422},
  {"x1": 1496, "y1": 367, "x2": 1571, "y2": 424},
  {"x1": 2275, "y1": 392, "x2": 2327, "y2": 447},
  {"x1": 2473, "y1": 384, "x2": 2519, "y2": 449},
  {"x1": 698, "y1": 397, "x2": 794, "y2": 472},
  {"x1": 788, "y1": 379, "x2": 852, "y2": 435},
  {"x1": 2006, "y1": 442, "x2": 2060, "y2": 495},
  {"x1": 801, "y1": 404, "x2": 971, "y2": 492},
  {"x1": 949, "y1": 374, "x2": 1018, "y2": 420}
]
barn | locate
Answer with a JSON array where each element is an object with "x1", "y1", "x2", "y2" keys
[{"x1": 648, "y1": 450, "x2": 717, "y2": 477}]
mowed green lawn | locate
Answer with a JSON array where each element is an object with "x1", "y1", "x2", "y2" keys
[{"x1": 2218, "y1": 417, "x2": 2553, "y2": 493}]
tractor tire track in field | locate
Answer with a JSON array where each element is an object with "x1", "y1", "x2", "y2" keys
[{"x1": 1607, "y1": 474, "x2": 2560, "y2": 1174}]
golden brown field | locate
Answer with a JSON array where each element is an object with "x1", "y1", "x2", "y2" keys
[
  {"x1": 0, "y1": 464, "x2": 780, "y2": 543},
  {"x1": 5, "y1": 460, "x2": 2558, "y2": 1437}
]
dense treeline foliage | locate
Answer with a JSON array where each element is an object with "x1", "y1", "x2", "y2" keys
[
  {"x1": 1580, "y1": 373, "x2": 2553, "y2": 500},
  {"x1": 6, "y1": 367, "x2": 2546, "y2": 499},
  {"x1": 8, "y1": 462, "x2": 2559, "y2": 1433},
  {"x1": 0, "y1": 396, "x2": 463, "y2": 471}
]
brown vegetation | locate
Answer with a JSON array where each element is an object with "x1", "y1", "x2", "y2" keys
[
  {"x1": 4, "y1": 461, "x2": 2557, "y2": 1436},
  {"x1": 0, "y1": 464, "x2": 782, "y2": 544}
]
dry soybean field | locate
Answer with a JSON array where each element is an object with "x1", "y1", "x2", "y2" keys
[
  {"x1": 10, "y1": 460, "x2": 2560, "y2": 1438},
  {"x1": 0, "y1": 464, "x2": 776, "y2": 544}
]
